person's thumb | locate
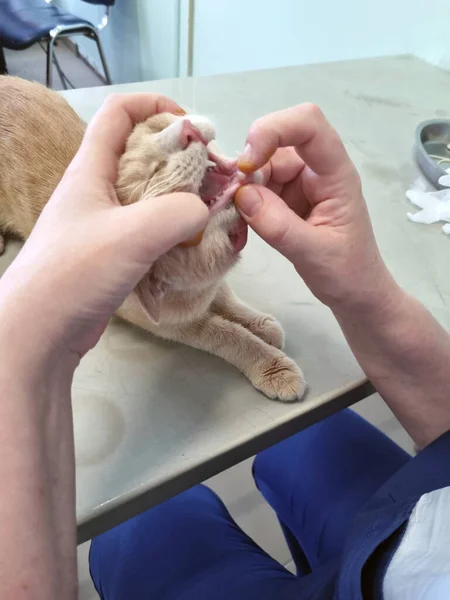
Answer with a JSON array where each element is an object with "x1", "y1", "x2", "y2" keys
[
  {"x1": 121, "y1": 192, "x2": 209, "y2": 260},
  {"x1": 235, "y1": 185, "x2": 311, "y2": 262}
]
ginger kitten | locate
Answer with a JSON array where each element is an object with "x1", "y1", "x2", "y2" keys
[{"x1": 0, "y1": 76, "x2": 305, "y2": 401}]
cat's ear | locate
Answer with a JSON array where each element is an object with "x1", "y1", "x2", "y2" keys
[{"x1": 134, "y1": 274, "x2": 166, "y2": 325}]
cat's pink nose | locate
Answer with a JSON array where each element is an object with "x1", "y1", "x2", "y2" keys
[{"x1": 180, "y1": 119, "x2": 207, "y2": 149}]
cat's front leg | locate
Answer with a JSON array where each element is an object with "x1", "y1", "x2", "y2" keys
[
  {"x1": 211, "y1": 283, "x2": 285, "y2": 349},
  {"x1": 160, "y1": 313, "x2": 306, "y2": 402}
]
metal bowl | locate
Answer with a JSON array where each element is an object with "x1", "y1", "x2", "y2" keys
[{"x1": 414, "y1": 119, "x2": 450, "y2": 189}]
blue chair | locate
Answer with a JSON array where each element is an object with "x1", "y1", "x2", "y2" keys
[{"x1": 0, "y1": 0, "x2": 114, "y2": 88}]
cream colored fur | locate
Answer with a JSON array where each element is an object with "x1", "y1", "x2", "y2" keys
[{"x1": 0, "y1": 76, "x2": 305, "y2": 401}]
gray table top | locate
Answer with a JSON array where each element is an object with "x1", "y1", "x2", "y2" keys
[{"x1": 2, "y1": 55, "x2": 448, "y2": 542}]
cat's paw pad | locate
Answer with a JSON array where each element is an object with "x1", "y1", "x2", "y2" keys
[
  {"x1": 250, "y1": 315, "x2": 285, "y2": 349},
  {"x1": 252, "y1": 354, "x2": 306, "y2": 402}
]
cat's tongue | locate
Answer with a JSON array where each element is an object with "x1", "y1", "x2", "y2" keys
[{"x1": 199, "y1": 171, "x2": 232, "y2": 202}]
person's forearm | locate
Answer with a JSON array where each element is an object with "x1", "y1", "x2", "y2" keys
[
  {"x1": 0, "y1": 342, "x2": 77, "y2": 599},
  {"x1": 332, "y1": 276, "x2": 450, "y2": 448}
]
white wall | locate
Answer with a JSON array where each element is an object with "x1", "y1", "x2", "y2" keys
[
  {"x1": 413, "y1": 0, "x2": 450, "y2": 70},
  {"x1": 57, "y1": 0, "x2": 450, "y2": 84},
  {"x1": 190, "y1": 0, "x2": 422, "y2": 76},
  {"x1": 137, "y1": 0, "x2": 180, "y2": 81}
]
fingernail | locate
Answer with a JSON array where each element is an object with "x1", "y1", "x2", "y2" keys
[
  {"x1": 174, "y1": 108, "x2": 187, "y2": 116},
  {"x1": 235, "y1": 185, "x2": 262, "y2": 217},
  {"x1": 238, "y1": 143, "x2": 255, "y2": 174},
  {"x1": 178, "y1": 229, "x2": 204, "y2": 247}
]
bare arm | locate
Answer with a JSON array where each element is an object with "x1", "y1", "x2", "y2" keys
[
  {"x1": 0, "y1": 329, "x2": 77, "y2": 599},
  {"x1": 334, "y1": 280, "x2": 450, "y2": 448},
  {"x1": 0, "y1": 94, "x2": 207, "y2": 598},
  {"x1": 236, "y1": 103, "x2": 450, "y2": 448}
]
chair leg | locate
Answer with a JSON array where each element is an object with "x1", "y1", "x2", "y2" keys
[
  {"x1": 0, "y1": 46, "x2": 7, "y2": 75},
  {"x1": 46, "y1": 37, "x2": 56, "y2": 88},
  {"x1": 92, "y1": 31, "x2": 112, "y2": 85},
  {"x1": 52, "y1": 49, "x2": 69, "y2": 90}
]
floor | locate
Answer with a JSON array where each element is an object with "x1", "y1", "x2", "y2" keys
[
  {"x1": 4, "y1": 48, "x2": 414, "y2": 598},
  {"x1": 3, "y1": 42, "x2": 103, "y2": 90}
]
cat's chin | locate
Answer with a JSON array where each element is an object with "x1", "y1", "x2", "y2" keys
[{"x1": 228, "y1": 216, "x2": 248, "y2": 254}]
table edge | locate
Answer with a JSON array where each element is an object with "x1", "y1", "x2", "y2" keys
[{"x1": 77, "y1": 377, "x2": 374, "y2": 544}]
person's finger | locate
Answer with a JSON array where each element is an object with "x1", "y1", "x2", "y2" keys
[
  {"x1": 253, "y1": 148, "x2": 309, "y2": 216},
  {"x1": 235, "y1": 185, "x2": 312, "y2": 261},
  {"x1": 118, "y1": 192, "x2": 209, "y2": 262},
  {"x1": 74, "y1": 93, "x2": 185, "y2": 181},
  {"x1": 238, "y1": 104, "x2": 351, "y2": 176},
  {"x1": 266, "y1": 147, "x2": 305, "y2": 186},
  {"x1": 178, "y1": 229, "x2": 205, "y2": 247},
  {"x1": 278, "y1": 177, "x2": 311, "y2": 218}
]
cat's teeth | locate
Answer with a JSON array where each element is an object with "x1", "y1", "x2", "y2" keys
[{"x1": 206, "y1": 160, "x2": 216, "y2": 168}]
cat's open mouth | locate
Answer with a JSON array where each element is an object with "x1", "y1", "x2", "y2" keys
[
  {"x1": 180, "y1": 118, "x2": 261, "y2": 217},
  {"x1": 199, "y1": 150, "x2": 244, "y2": 216}
]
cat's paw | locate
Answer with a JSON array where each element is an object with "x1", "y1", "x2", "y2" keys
[
  {"x1": 248, "y1": 315, "x2": 285, "y2": 349},
  {"x1": 250, "y1": 353, "x2": 306, "y2": 402}
]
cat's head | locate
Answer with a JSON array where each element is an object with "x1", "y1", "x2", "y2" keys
[{"x1": 116, "y1": 112, "x2": 254, "y2": 323}]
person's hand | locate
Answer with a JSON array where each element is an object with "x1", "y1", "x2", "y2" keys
[
  {"x1": 0, "y1": 94, "x2": 208, "y2": 365},
  {"x1": 235, "y1": 104, "x2": 396, "y2": 311}
]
